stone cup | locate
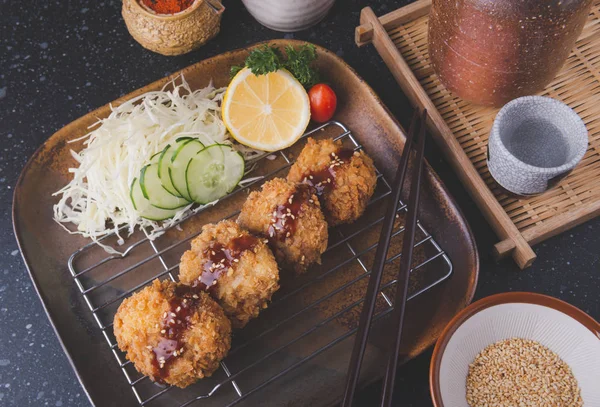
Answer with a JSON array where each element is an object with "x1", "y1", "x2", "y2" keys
[{"x1": 487, "y1": 96, "x2": 588, "y2": 196}]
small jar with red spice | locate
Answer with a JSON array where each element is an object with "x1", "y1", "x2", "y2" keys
[
  {"x1": 139, "y1": 0, "x2": 196, "y2": 15},
  {"x1": 122, "y1": 0, "x2": 224, "y2": 56}
]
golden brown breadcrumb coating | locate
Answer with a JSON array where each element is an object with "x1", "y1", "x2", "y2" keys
[
  {"x1": 179, "y1": 220, "x2": 280, "y2": 328},
  {"x1": 113, "y1": 279, "x2": 231, "y2": 388},
  {"x1": 287, "y1": 137, "x2": 377, "y2": 225},
  {"x1": 237, "y1": 178, "x2": 328, "y2": 273}
]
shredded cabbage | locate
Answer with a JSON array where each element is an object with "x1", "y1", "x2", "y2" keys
[{"x1": 53, "y1": 75, "x2": 262, "y2": 254}]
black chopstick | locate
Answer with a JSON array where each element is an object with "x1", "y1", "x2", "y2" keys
[
  {"x1": 341, "y1": 109, "x2": 423, "y2": 407},
  {"x1": 380, "y1": 109, "x2": 427, "y2": 407}
]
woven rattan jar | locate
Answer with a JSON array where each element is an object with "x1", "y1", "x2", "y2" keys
[
  {"x1": 122, "y1": 0, "x2": 224, "y2": 56},
  {"x1": 428, "y1": 0, "x2": 593, "y2": 107}
]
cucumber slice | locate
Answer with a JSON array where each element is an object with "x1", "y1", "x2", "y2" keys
[
  {"x1": 158, "y1": 145, "x2": 180, "y2": 197},
  {"x1": 149, "y1": 151, "x2": 162, "y2": 163},
  {"x1": 130, "y1": 178, "x2": 179, "y2": 221},
  {"x1": 168, "y1": 139, "x2": 204, "y2": 201},
  {"x1": 158, "y1": 139, "x2": 200, "y2": 198},
  {"x1": 186, "y1": 145, "x2": 245, "y2": 204},
  {"x1": 140, "y1": 163, "x2": 190, "y2": 210}
]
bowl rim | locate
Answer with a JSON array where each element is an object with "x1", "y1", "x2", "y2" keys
[{"x1": 429, "y1": 291, "x2": 600, "y2": 407}]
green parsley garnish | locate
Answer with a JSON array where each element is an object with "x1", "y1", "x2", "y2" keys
[
  {"x1": 284, "y1": 45, "x2": 319, "y2": 88},
  {"x1": 230, "y1": 44, "x2": 319, "y2": 88}
]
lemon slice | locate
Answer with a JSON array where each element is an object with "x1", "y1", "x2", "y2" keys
[{"x1": 222, "y1": 67, "x2": 311, "y2": 152}]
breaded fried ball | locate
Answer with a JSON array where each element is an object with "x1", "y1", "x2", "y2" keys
[
  {"x1": 114, "y1": 279, "x2": 231, "y2": 388},
  {"x1": 179, "y1": 220, "x2": 280, "y2": 329},
  {"x1": 237, "y1": 178, "x2": 328, "y2": 273},
  {"x1": 287, "y1": 137, "x2": 377, "y2": 225}
]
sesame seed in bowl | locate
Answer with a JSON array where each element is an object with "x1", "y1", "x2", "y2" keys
[
  {"x1": 430, "y1": 292, "x2": 600, "y2": 407},
  {"x1": 466, "y1": 338, "x2": 582, "y2": 407}
]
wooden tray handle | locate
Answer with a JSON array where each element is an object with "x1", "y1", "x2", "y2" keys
[
  {"x1": 355, "y1": 0, "x2": 432, "y2": 47},
  {"x1": 357, "y1": 6, "x2": 537, "y2": 269},
  {"x1": 493, "y1": 239, "x2": 516, "y2": 260}
]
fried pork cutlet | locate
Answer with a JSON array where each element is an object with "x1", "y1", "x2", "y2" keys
[
  {"x1": 287, "y1": 137, "x2": 377, "y2": 225},
  {"x1": 113, "y1": 279, "x2": 231, "y2": 388},
  {"x1": 237, "y1": 178, "x2": 328, "y2": 273},
  {"x1": 179, "y1": 220, "x2": 280, "y2": 328}
]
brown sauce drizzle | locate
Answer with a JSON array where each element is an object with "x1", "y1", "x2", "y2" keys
[
  {"x1": 151, "y1": 234, "x2": 258, "y2": 382},
  {"x1": 151, "y1": 284, "x2": 204, "y2": 382},
  {"x1": 267, "y1": 184, "x2": 313, "y2": 242},
  {"x1": 301, "y1": 148, "x2": 354, "y2": 195},
  {"x1": 192, "y1": 234, "x2": 259, "y2": 292}
]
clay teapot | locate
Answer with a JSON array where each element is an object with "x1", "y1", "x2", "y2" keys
[{"x1": 428, "y1": 0, "x2": 593, "y2": 107}]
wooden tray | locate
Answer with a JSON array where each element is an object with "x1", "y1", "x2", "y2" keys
[
  {"x1": 356, "y1": 0, "x2": 600, "y2": 269},
  {"x1": 13, "y1": 40, "x2": 478, "y2": 406}
]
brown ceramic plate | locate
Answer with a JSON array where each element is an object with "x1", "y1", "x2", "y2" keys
[
  {"x1": 430, "y1": 292, "x2": 600, "y2": 407},
  {"x1": 13, "y1": 40, "x2": 478, "y2": 407}
]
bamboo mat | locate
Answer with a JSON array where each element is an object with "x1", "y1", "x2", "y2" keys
[{"x1": 359, "y1": 0, "x2": 600, "y2": 267}]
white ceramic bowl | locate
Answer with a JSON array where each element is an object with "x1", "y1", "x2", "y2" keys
[
  {"x1": 241, "y1": 0, "x2": 335, "y2": 32},
  {"x1": 430, "y1": 292, "x2": 600, "y2": 407}
]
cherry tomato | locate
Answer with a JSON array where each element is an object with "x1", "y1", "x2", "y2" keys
[{"x1": 308, "y1": 84, "x2": 337, "y2": 123}]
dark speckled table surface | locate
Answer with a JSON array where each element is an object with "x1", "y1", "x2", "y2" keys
[{"x1": 1, "y1": 1, "x2": 599, "y2": 406}]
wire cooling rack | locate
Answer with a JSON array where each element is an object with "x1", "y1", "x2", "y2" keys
[{"x1": 67, "y1": 121, "x2": 453, "y2": 407}]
